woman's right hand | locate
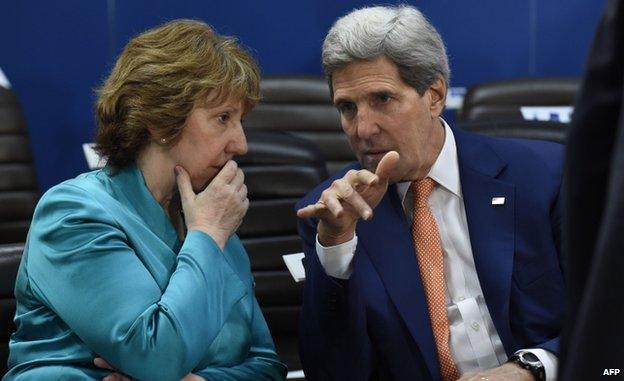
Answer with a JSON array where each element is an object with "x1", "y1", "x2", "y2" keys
[
  {"x1": 176, "y1": 161, "x2": 249, "y2": 249},
  {"x1": 94, "y1": 358, "x2": 205, "y2": 381}
]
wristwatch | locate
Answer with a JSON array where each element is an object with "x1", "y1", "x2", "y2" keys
[{"x1": 508, "y1": 350, "x2": 545, "y2": 381}]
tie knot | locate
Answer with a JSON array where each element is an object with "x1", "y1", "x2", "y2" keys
[{"x1": 412, "y1": 178, "x2": 436, "y2": 208}]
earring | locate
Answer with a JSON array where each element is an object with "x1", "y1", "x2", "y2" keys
[{"x1": 160, "y1": 138, "x2": 167, "y2": 144}]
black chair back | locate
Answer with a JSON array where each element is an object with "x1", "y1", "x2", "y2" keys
[
  {"x1": 236, "y1": 129, "x2": 328, "y2": 371},
  {"x1": 458, "y1": 77, "x2": 579, "y2": 122},
  {"x1": 458, "y1": 120, "x2": 568, "y2": 144},
  {"x1": 245, "y1": 76, "x2": 356, "y2": 175},
  {"x1": 0, "y1": 244, "x2": 23, "y2": 376},
  {"x1": 0, "y1": 87, "x2": 38, "y2": 244}
]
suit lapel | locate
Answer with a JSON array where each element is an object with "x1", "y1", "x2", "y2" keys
[
  {"x1": 454, "y1": 128, "x2": 516, "y2": 353},
  {"x1": 358, "y1": 184, "x2": 440, "y2": 380}
]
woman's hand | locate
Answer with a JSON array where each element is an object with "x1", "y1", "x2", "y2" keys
[
  {"x1": 176, "y1": 161, "x2": 249, "y2": 249},
  {"x1": 94, "y1": 358, "x2": 205, "y2": 381},
  {"x1": 94, "y1": 358, "x2": 133, "y2": 381},
  {"x1": 180, "y1": 374, "x2": 206, "y2": 381}
]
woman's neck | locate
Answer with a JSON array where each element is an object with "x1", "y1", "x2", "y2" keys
[
  {"x1": 136, "y1": 143, "x2": 176, "y2": 210},
  {"x1": 136, "y1": 144, "x2": 186, "y2": 240}
]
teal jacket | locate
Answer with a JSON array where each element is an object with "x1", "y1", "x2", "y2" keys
[{"x1": 4, "y1": 164, "x2": 287, "y2": 381}]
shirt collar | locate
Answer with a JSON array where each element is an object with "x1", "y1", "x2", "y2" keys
[{"x1": 396, "y1": 118, "x2": 462, "y2": 203}]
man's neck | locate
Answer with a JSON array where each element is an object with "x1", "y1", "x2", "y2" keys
[{"x1": 404, "y1": 117, "x2": 446, "y2": 181}]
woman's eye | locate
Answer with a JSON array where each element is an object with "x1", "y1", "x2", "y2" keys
[{"x1": 218, "y1": 113, "x2": 230, "y2": 123}]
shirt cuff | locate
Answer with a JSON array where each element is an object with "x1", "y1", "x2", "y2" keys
[
  {"x1": 315, "y1": 234, "x2": 357, "y2": 279},
  {"x1": 517, "y1": 348, "x2": 558, "y2": 381}
]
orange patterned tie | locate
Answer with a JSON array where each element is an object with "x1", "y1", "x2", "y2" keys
[{"x1": 411, "y1": 178, "x2": 460, "y2": 381}]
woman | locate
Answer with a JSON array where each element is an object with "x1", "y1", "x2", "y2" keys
[{"x1": 4, "y1": 20, "x2": 286, "y2": 380}]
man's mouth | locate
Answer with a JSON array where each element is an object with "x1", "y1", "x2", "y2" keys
[{"x1": 363, "y1": 150, "x2": 389, "y2": 161}]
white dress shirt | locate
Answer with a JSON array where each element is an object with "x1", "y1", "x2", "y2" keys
[
  {"x1": 0, "y1": 67, "x2": 11, "y2": 89},
  {"x1": 315, "y1": 119, "x2": 557, "y2": 380}
]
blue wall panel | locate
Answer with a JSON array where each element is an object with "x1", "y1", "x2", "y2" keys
[
  {"x1": 418, "y1": 0, "x2": 532, "y2": 87},
  {"x1": 0, "y1": 0, "x2": 607, "y2": 191},
  {"x1": 535, "y1": 0, "x2": 605, "y2": 76},
  {"x1": 1, "y1": 0, "x2": 109, "y2": 191}
]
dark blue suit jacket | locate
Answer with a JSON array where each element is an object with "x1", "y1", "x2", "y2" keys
[{"x1": 296, "y1": 128, "x2": 565, "y2": 381}]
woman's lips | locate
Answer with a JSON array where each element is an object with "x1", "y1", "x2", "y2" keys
[{"x1": 210, "y1": 163, "x2": 227, "y2": 172}]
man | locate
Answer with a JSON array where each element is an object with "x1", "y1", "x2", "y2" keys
[
  {"x1": 561, "y1": 0, "x2": 624, "y2": 379},
  {"x1": 296, "y1": 5, "x2": 564, "y2": 381}
]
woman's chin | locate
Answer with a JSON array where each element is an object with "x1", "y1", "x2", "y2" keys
[{"x1": 191, "y1": 176, "x2": 214, "y2": 193}]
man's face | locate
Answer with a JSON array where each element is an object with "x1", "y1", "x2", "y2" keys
[{"x1": 332, "y1": 56, "x2": 446, "y2": 182}]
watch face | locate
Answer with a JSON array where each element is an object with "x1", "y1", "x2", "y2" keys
[{"x1": 520, "y1": 352, "x2": 541, "y2": 366}]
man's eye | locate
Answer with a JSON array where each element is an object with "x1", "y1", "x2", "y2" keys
[
  {"x1": 218, "y1": 113, "x2": 230, "y2": 123},
  {"x1": 377, "y1": 94, "x2": 391, "y2": 103},
  {"x1": 338, "y1": 102, "x2": 356, "y2": 115}
]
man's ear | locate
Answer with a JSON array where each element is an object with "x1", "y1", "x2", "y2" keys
[{"x1": 428, "y1": 77, "x2": 447, "y2": 118}]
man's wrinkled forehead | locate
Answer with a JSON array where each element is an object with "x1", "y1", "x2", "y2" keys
[{"x1": 331, "y1": 56, "x2": 405, "y2": 102}]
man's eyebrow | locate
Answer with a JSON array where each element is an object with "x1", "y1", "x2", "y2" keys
[
  {"x1": 332, "y1": 95, "x2": 351, "y2": 106},
  {"x1": 371, "y1": 89, "x2": 396, "y2": 97},
  {"x1": 333, "y1": 88, "x2": 397, "y2": 105}
]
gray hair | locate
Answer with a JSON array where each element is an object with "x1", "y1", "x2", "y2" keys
[{"x1": 322, "y1": 5, "x2": 450, "y2": 96}]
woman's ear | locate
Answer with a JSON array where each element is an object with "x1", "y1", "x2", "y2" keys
[{"x1": 146, "y1": 127, "x2": 169, "y2": 145}]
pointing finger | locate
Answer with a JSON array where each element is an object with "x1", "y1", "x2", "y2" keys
[{"x1": 375, "y1": 151, "x2": 400, "y2": 183}]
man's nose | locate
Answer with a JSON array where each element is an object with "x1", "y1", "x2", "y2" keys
[{"x1": 356, "y1": 107, "x2": 380, "y2": 140}]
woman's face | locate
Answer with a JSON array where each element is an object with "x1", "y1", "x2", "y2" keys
[{"x1": 168, "y1": 97, "x2": 248, "y2": 192}]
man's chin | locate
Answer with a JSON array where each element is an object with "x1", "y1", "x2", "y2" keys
[
  {"x1": 358, "y1": 157, "x2": 403, "y2": 184},
  {"x1": 359, "y1": 157, "x2": 380, "y2": 173}
]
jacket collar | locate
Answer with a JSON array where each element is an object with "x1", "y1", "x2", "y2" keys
[{"x1": 105, "y1": 163, "x2": 181, "y2": 252}]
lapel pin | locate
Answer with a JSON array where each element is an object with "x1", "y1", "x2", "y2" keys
[{"x1": 491, "y1": 197, "x2": 505, "y2": 206}]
